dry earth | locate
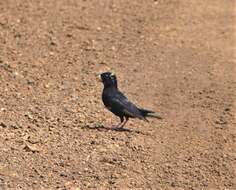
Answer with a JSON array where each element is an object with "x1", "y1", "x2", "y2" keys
[{"x1": 0, "y1": 0, "x2": 235, "y2": 189}]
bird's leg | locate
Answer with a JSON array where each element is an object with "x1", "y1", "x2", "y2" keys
[
  {"x1": 119, "y1": 117, "x2": 129, "y2": 128},
  {"x1": 112, "y1": 116, "x2": 124, "y2": 128}
]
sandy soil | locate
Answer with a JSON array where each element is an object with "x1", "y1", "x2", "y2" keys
[{"x1": 0, "y1": 0, "x2": 235, "y2": 189}]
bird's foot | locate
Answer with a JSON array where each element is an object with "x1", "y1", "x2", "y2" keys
[
  {"x1": 113, "y1": 127, "x2": 130, "y2": 132},
  {"x1": 109, "y1": 123, "x2": 127, "y2": 131}
]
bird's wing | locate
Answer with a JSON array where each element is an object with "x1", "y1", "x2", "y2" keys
[{"x1": 110, "y1": 91, "x2": 143, "y2": 119}]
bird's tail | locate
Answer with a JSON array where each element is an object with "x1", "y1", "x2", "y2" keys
[{"x1": 139, "y1": 108, "x2": 163, "y2": 120}]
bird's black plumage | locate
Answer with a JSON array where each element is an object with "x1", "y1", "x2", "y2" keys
[{"x1": 100, "y1": 72, "x2": 162, "y2": 128}]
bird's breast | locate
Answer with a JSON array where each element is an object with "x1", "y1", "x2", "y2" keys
[
  {"x1": 105, "y1": 106, "x2": 111, "y2": 111},
  {"x1": 102, "y1": 92, "x2": 111, "y2": 107}
]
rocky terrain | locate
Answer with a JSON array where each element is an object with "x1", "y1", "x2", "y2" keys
[{"x1": 0, "y1": 0, "x2": 235, "y2": 189}]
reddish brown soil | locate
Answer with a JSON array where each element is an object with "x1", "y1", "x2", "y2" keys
[{"x1": 0, "y1": 0, "x2": 235, "y2": 189}]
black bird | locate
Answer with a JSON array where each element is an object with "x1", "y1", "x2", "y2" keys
[{"x1": 99, "y1": 72, "x2": 162, "y2": 128}]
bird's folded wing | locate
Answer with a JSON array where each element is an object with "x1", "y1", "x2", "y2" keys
[{"x1": 111, "y1": 95, "x2": 143, "y2": 119}]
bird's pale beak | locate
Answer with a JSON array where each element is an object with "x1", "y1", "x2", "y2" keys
[
  {"x1": 110, "y1": 72, "x2": 115, "y2": 76},
  {"x1": 98, "y1": 74, "x2": 102, "y2": 82}
]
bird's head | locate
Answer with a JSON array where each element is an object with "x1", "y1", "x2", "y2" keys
[{"x1": 99, "y1": 72, "x2": 118, "y2": 88}]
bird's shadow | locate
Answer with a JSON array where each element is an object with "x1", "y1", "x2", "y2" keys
[{"x1": 80, "y1": 124, "x2": 149, "y2": 135}]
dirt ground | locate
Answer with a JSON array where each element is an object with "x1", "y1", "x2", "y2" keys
[{"x1": 0, "y1": 0, "x2": 235, "y2": 189}]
